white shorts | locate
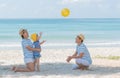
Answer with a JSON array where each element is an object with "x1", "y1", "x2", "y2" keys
[
  {"x1": 24, "y1": 58, "x2": 34, "y2": 64},
  {"x1": 76, "y1": 59, "x2": 90, "y2": 66}
]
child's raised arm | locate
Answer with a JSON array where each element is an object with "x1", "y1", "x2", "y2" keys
[
  {"x1": 40, "y1": 40, "x2": 46, "y2": 45},
  {"x1": 39, "y1": 32, "x2": 42, "y2": 39}
]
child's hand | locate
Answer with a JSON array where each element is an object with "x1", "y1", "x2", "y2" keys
[
  {"x1": 40, "y1": 40, "x2": 46, "y2": 45},
  {"x1": 43, "y1": 40, "x2": 46, "y2": 43},
  {"x1": 39, "y1": 32, "x2": 42, "y2": 36}
]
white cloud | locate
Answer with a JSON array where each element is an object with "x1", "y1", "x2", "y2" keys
[
  {"x1": 0, "y1": 3, "x2": 7, "y2": 8},
  {"x1": 61, "y1": 0, "x2": 111, "y2": 9},
  {"x1": 0, "y1": 3, "x2": 17, "y2": 11},
  {"x1": 0, "y1": 0, "x2": 119, "y2": 18},
  {"x1": 61, "y1": 0, "x2": 103, "y2": 4}
]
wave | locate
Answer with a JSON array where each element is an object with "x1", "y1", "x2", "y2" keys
[{"x1": 0, "y1": 42, "x2": 120, "y2": 48}]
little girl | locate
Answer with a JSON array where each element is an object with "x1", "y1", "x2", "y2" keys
[
  {"x1": 31, "y1": 32, "x2": 46, "y2": 71},
  {"x1": 66, "y1": 34, "x2": 92, "y2": 70}
]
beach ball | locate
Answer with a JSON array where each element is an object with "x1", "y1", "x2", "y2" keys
[{"x1": 61, "y1": 8, "x2": 70, "y2": 17}]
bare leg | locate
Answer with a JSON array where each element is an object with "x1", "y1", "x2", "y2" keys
[
  {"x1": 81, "y1": 66, "x2": 89, "y2": 70},
  {"x1": 76, "y1": 63, "x2": 83, "y2": 69},
  {"x1": 36, "y1": 58, "x2": 40, "y2": 72},
  {"x1": 34, "y1": 59, "x2": 37, "y2": 71},
  {"x1": 76, "y1": 63, "x2": 89, "y2": 70},
  {"x1": 12, "y1": 62, "x2": 35, "y2": 72},
  {"x1": 12, "y1": 66, "x2": 16, "y2": 71}
]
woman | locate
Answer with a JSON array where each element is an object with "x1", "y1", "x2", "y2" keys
[
  {"x1": 12, "y1": 29, "x2": 41, "y2": 72},
  {"x1": 66, "y1": 34, "x2": 92, "y2": 70}
]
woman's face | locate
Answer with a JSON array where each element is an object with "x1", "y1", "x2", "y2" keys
[
  {"x1": 36, "y1": 34, "x2": 40, "y2": 41},
  {"x1": 23, "y1": 31, "x2": 29, "y2": 39},
  {"x1": 75, "y1": 36, "x2": 82, "y2": 43}
]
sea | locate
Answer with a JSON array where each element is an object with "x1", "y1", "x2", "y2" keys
[{"x1": 0, "y1": 18, "x2": 120, "y2": 50}]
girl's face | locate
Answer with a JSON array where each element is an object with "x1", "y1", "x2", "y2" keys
[
  {"x1": 75, "y1": 36, "x2": 82, "y2": 44},
  {"x1": 23, "y1": 31, "x2": 29, "y2": 39}
]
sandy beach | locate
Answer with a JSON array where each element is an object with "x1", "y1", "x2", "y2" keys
[{"x1": 0, "y1": 47, "x2": 120, "y2": 78}]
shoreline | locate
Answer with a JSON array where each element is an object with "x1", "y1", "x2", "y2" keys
[{"x1": 0, "y1": 45, "x2": 120, "y2": 51}]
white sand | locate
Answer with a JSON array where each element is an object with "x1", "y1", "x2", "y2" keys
[{"x1": 0, "y1": 47, "x2": 120, "y2": 78}]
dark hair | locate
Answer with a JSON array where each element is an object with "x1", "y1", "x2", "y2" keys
[
  {"x1": 21, "y1": 30, "x2": 26, "y2": 39},
  {"x1": 77, "y1": 36, "x2": 83, "y2": 42},
  {"x1": 21, "y1": 35, "x2": 24, "y2": 39}
]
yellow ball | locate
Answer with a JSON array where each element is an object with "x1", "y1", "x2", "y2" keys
[{"x1": 61, "y1": 8, "x2": 70, "y2": 17}]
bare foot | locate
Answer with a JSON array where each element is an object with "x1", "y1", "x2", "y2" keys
[
  {"x1": 12, "y1": 66, "x2": 17, "y2": 72},
  {"x1": 12, "y1": 66, "x2": 16, "y2": 71},
  {"x1": 80, "y1": 66, "x2": 89, "y2": 70}
]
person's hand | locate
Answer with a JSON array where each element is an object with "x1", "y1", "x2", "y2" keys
[
  {"x1": 42, "y1": 40, "x2": 46, "y2": 44},
  {"x1": 39, "y1": 32, "x2": 42, "y2": 35},
  {"x1": 43, "y1": 40, "x2": 46, "y2": 43},
  {"x1": 66, "y1": 56, "x2": 72, "y2": 63}
]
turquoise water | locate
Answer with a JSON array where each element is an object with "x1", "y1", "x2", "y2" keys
[{"x1": 0, "y1": 18, "x2": 120, "y2": 49}]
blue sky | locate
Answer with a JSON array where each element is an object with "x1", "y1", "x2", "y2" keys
[{"x1": 0, "y1": 0, "x2": 120, "y2": 18}]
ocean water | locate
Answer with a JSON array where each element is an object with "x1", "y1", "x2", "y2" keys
[{"x1": 0, "y1": 18, "x2": 120, "y2": 50}]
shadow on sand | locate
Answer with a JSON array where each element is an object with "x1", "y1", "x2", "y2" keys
[{"x1": 0, "y1": 62, "x2": 120, "y2": 77}]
